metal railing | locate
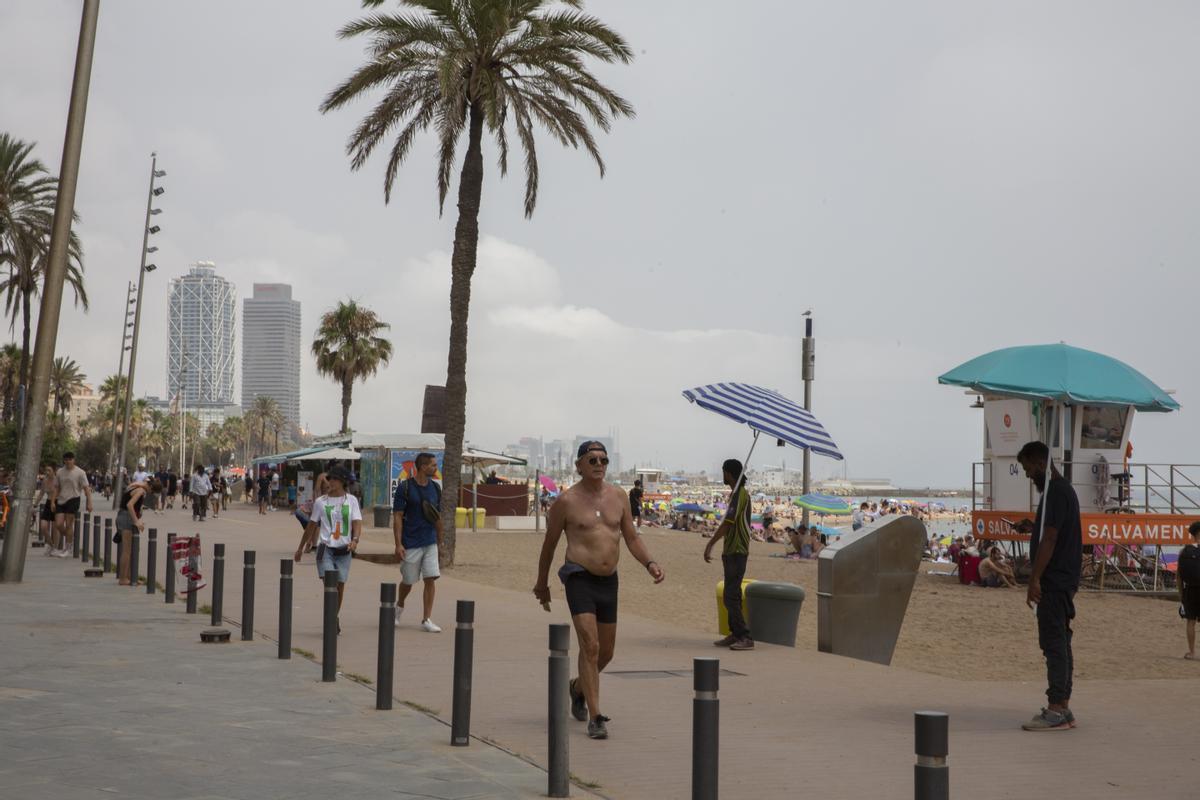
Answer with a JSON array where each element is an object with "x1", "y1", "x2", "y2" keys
[{"x1": 971, "y1": 461, "x2": 1200, "y2": 516}]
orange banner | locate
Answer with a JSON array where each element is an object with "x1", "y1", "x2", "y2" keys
[{"x1": 972, "y1": 511, "x2": 1200, "y2": 546}]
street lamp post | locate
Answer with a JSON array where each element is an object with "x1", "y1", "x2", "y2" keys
[
  {"x1": 801, "y1": 315, "x2": 815, "y2": 529},
  {"x1": 112, "y1": 152, "x2": 164, "y2": 509},
  {"x1": 177, "y1": 365, "x2": 188, "y2": 477},
  {"x1": 106, "y1": 282, "x2": 135, "y2": 484},
  {"x1": 1, "y1": 0, "x2": 101, "y2": 582}
]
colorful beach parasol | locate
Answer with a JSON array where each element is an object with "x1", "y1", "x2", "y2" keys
[
  {"x1": 538, "y1": 474, "x2": 558, "y2": 494},
  {"x1": 792, "y1": 493, "x2": 853, "y2": 516},
  {"x1": 674, "y1": 502, "x2": 708, "y2": 514}
]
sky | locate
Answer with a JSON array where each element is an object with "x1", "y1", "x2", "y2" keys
[{"x1": 2, "y1": 0, "x2": 1196, "y2": 487}]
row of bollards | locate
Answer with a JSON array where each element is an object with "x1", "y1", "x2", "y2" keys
[{"x1": 66, "y1": 518, "x2": 950, "y2": 799}]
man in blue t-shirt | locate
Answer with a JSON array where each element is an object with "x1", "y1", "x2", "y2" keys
[{"x1": 392, "y1": 452, "x2": 444, "y2": 632}]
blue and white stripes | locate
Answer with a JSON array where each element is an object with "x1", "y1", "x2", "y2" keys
[{"x1": 682, "y1": 382, "x2": 843, "y2": 461}]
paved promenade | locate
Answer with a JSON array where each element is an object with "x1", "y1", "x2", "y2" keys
[{"x1": 5, "y1": 504, "x2": 1198, "y2": 799}]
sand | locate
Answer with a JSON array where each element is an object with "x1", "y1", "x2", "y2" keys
[{"x1": 433, "y1": 526, "x2": 1199, "y2": 682}]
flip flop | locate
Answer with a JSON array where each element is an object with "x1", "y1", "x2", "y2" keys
[{"x1": 1185, "y1": 653, "x2": 1197, "y2": 660}]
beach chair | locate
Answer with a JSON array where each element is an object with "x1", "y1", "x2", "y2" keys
[{"x1": 958, "y1": 554, "x2": 982, "y2": 586}]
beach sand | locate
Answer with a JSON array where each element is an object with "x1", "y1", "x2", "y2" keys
[{"x1": 439, "y1": 527, "x2": 1199, "y2": 682}]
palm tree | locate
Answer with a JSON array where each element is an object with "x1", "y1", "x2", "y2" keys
[
  {"x1": 0, "y1": 342, "x2": 23, "y2": 422},
  {"x1": 140, "y1": 408, "x2": 169, "y2": 469},
  {"x1": 0, "y1": 135, "x2": 88, "y2": 391},
  {"x1": 249, "y1": 395, "x2": 284, "y2": 456},
  {"x1": 310, "y1": 301, "x2": 392, "y2": 433},
  {"x1": 49, "y1": 356, "x2": 86, "y2": 416},
  {"x1": 98, "y1": 373, "x2": 127, "y2": 406},
  {"x1": 320, "y1": 0, "x2": 634, "y2": 562}
]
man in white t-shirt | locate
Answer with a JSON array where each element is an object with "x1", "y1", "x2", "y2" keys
[
  {"x1": 51, "y1": 451, "x2": 92, "y2": 557},
  {"x1": 294, "y1": 467, "x2": 362, "y2": 629}
]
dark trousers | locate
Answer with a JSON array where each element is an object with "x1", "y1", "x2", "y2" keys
[
  {"x1": 722, "y1": 553, "x2": 750, "y2": 639},
  {"x1": 192, "y1": 493, "x2": 207, "y2": 520},
  {"x1": 1036, "y1": 590, "x2": 1075, "y2": 705}
]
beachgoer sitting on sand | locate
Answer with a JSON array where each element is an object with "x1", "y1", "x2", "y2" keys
[{"x1": 980, "y1": 546, "x2": 1018, "y2": 588}]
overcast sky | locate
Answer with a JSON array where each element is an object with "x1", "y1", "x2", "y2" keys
[{"x1": 2, "y1": 1, "x2": 1196, "y2": 486}]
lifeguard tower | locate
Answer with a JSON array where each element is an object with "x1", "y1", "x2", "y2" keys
[{"x1": 940, "y1": 343, "x2": 1198, "y2": 592}]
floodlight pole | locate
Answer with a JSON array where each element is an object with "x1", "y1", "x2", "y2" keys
[
  {"x1": 1, "y1": 0, "x2": 100, "y2": 582},
  {"x1": 107, "y1": 282, "x2": 134, "y2": 482},
  {"x1": 801, "y1": 316, "x2": 815, "y2": 529}
]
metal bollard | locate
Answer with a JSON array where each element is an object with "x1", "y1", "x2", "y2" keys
[
  {"x1": 376, "y1": 583, "x2": 396, "y2": 710},
  {"x1": 91, "y1": 515, "x2": 101, "y2": 568},
  {"x1": 165, "y1": 533, "x2": 176, "y2": 603},
  {"x1": 146, "y1": 530, "x2": 157, "y2": 595},
  {"x1": 278, "y1": 559, "x2": 293, "y2": 659},
  {"x1": 129, "y1": 530, "x2": 140, "y2": 587},
  {"x1": 72, "y1": 517, "x2": 80, "y2": 558},
  {"x1": 211, "y1": 543, "x2": 225, "y2": 626},
  {"x1": 914, "y1": 711, "x2": 949, "y2": 800},
  {"x1": 321, "y1": 571, "x2": 338, "y2": 682},
  {"x1": 451, "y1": 600, "x2": 475, "y2": 746},
  {"x1": 692, "y1": 657, "x2": 719, "y2": 800},
  {"x1": 241, "y1": 551, "x2": 255, "y2": 641},
  {"x1": 548, "y1": 623, "x2": 571, "y2": 798},
  {"x1": 81, "y1": 514, "x2": 90, "y2": 561},
  {"x1": 186, "y1": 542, "x2": 197, "y2": 614},
  {"x1": 103, "y1": 518, "x2": 113, "y2": 573}
]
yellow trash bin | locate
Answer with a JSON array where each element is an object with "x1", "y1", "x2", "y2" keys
[
  {"x1": 454, "y1": 507, "x2": 469, "y2": 528},
  {"x1": 471, "y1": 508, "x2": 487, "y2": 528},
  {"x1": 716, "y1": 579, "x2": 756, "y2": 636}
]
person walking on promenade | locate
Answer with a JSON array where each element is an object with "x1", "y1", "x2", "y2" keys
[
  {"x1": 117, "y1": 478, "x2": 156, "y2": 586},
  {"x1": 36, "y1": 464, "x2": 57, "y2": 553},
  {"x1": 51, "y1": 451, "x2": 92, "y2": 558},
  {"x1": 705, "y1": 458, "x2": 754, "y2": 651},
  {"x1": 190, "y1": 465, "x2": 211, "y2": 522},
  {"x1": 1179, "y1": 521, "x2": 1200, "y2": 660},
  {"x1": 629, "y1": 479, "x2": 643, "y2": 528},
  {"x1": 1013, "y1": 440, "x2": 1082, "y2": 731},
  {"x1": 257, "y1": 470, "x2": 270, "y2": 515},
  {"x1": 243, "y1": 472, "x2": 253, "y2": 505},
  {"x1": 533, "y1": 441, "x2": 666, "y2": 740},
  {"x1": 294, "y1": 466, "x2": 361, "y2": 631},
  {"x1": 209, "y1": 468, "x2": 223, "y2": 519},
  {"x1": 392, "y1": 453, "x2": 445, "y2": 632},
  {"x1": 165, "y1": 469, "x2": 177, "y2": 510}
]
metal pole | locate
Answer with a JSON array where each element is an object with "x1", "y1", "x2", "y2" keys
[
  {"x1": 241, "y1": 550, "x2": 255, "y2": 641},
  {"x1": 692, "y1": 657, "x2": 719, "y2": 800},
  {"x1": 112, "y1": 153, "x2": 160, "y2": 510},
  {"x1": 81, "y1": 514, "x2": 90, "y2": 561},
  {"x1": 535, "y1": 470, "x2": 542, "y2": 533},
  {"x1": 72, "y1": 517, "x2": 80, "y2": 558},
  {"x1": 91, "y1": 514, "x2": 100, "y2": 568},
  {"x1": 322, "y1": 570, "x2": 338, "y2": 682},
  {"x1": 129, "y1": 529, "x2": 139, "y2": 587},
  {"x1": 451, "y1": 599, "x2": 475, "y2": 746},
  {"x1": 107, "y1": 282, "x2": 133, "y2": 489},
  {"x1": 800, "y1": 317, "x2": 814, "y2": 530},
  {"x1": 376, "y1": 583, "x2": 396, "y2": 710},
  {"x1": 103, "y1": 518, "x2": 112, "y2": 573},
  {"x1": 211, "y1": 542, "x2": 224, "y2": 626},
  {"x1": 186, "y1": 538, "x2": 197, "y2": 614},
  {"x1": 278, "y1": 559, "x2": 293, "y2": 659},
  {"x1": 548, "y1": 623, "x2": 570, "y2": 797},
  {"x1": 0, "y1": 0, "x2": 100, "y2": 583},
  {"x1": 914, "y1": 711, "x2": 949, "y2": 800},
  {"x1": 146, "y1": 529, "x2": 156, "y2": 594},
  {"x1": 164, "y1": 532, "x2": 176, "y2": 603}
]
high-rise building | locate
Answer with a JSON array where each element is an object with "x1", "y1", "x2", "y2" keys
[
  {"x1": 241, "y1": 283, "x2": 301, "y2": 425},
  {"x1": 167, "y1": 261, "x2": 236, "y2": 413}
]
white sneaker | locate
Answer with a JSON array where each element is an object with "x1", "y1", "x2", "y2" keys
[
  {"x1": 420, "y1": 619, "x2": 442, "y2": 633},
  {"x1": 54, "y1": 549, "x2": 71, "y2": 558},
  {"x1": 394, "y1": 606, "x2": 403, "y2": 627}
]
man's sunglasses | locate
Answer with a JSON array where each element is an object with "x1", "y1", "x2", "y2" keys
[{"x1": 587, "y1": 456, "x2": 610, "y2": 466}]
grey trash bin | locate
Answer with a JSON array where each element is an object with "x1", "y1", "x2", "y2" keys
[
  {"x1": 745, "y1": 581, "x2": 805, "y2": 647},
  {"x1": 373, "y1": 505, "x2": 391, "y2": 528}
]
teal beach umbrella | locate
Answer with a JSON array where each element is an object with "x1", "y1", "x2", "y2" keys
[{"x1": 792, "y1": 493, "x2": 853, "y2": 515}]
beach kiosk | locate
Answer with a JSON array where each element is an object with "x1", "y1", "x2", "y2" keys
[{"x1": 939, "y1": 343, "x2": 1196, "y2": 591}]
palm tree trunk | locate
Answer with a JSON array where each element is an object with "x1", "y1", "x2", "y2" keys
[
  {"x1": 438, "y1": 103, "x2": 486, "y2": 567},
  {"x1": 340, "y1": 377, "x2": 352, "y2": 434},
  {"x1": 18, "y1": 290, "x2": 32, "y2": 422}
]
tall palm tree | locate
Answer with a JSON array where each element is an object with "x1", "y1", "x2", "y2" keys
[
  {"x1": 98, "y1": 373, "x2": 127, "y2": 406},
  {"x1": 49, "y1": 356, "x2": 86, "y2": 416},
  {"x1": 0, "y1": 342, "x2": 23, "y2": 422},
  {"x1": 0, "y1": 135, "x2": 88, "y2": 391},
  {"x1": 320, "y1": 0, "x2": 634, "y2": 562},
  {"x1": 310, "y1": 301, "x2": 392, "y2": 434},
  {"x1": 249, "y1": 395, "x2": 283, "y2": 456}
]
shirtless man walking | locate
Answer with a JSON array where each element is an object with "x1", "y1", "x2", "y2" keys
[{"x1": 534, "y1": 441, "x2": 665, "y2": 740}]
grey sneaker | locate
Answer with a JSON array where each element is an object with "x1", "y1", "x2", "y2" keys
[
  {"x1": 713, "y1": 634, "x2": 737, "y2": 647},
  {"x1": 1021, "y1": 707, "x2": 1073, "y2": 731},
  {"x1": 587, "y1": 715, "x2": 610, "y2": 739},
  {"x1": 729, "y1": 637, "x2": 755, "y2": 651},
  {"x1": 569, "y1": 678, "x2": 588, "y2": 721}
]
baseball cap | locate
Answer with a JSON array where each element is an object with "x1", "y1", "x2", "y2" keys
[{"x1": 577, "y1": 440, "x2": 608, "y2": 459}]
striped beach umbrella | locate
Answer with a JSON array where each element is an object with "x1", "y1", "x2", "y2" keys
[
  {"x1": 793, "y1": 493, "x2": 853, "y2": 516},
  {"x1": 682, "y1": 382, "x2": 843, "y2": 462}
]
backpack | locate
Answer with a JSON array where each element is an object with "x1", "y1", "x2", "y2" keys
[{"x1": 1180, "y1": 545, "x2": 1200, "y2": 586}]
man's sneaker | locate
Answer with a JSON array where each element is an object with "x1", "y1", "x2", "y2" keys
[
  {"x1": 729, "y1": 637, "x2": 755, "y2": 651},
  {"x1": 569, "y1": 678, "x2": 588, "y2": 721},
  {"x1": 420, "y1": 618, "x2": 442, "y2": 633},
  {"x1": 713, "y1": 634, "x2": 738, "y2": 647},
  {"x1": 1021, "y1": 707, "x2": 1073, "y2": 731},
  {"x1": 54, "y1": 549, "x2": 71, "y2": 558},
  {"x1": 394, "y1": 606, "x2": 403, "y2": 627},
  {"x1": 587, "y1": 715, "x2": 610, "y2": 740}
]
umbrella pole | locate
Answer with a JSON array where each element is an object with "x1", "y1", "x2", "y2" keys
[
  {"x1": 733, "y1": 431, "x2": 762, "y2": 498},
  {"x1": 472, "y1": 464, "x2": 478, "y2": 533}
]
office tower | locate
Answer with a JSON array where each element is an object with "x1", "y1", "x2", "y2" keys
[{"x1": 241, "y1": 283, "x2": 302, "y2": 425}]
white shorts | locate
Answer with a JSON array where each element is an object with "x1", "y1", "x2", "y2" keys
[{"x1": 401, "y1": 544, "x2": 440, "y2": 585}]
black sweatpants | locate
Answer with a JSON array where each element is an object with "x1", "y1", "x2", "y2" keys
[
  {"x1": 722, "y1": 553, "x2": 750, "y2": 640},
  {"x1": 1036, "y1": 590, "x2": 1075, "y2": 705}
]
